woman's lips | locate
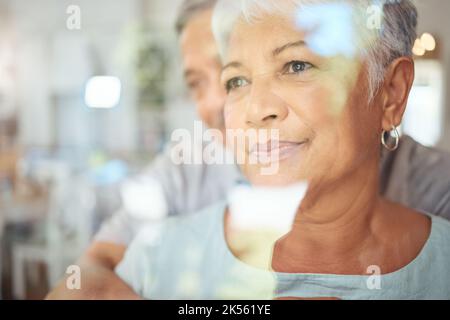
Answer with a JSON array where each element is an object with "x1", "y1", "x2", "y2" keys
[{"x1": 249, "y1": 140, "x2": 307, "y2": 163}]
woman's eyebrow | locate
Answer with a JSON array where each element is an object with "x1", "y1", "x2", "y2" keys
[
  {"x1": 273, "y1": 40, "x2": 307, "y2": 57},
  {"x1": 222, "y1": 61, "x2": 242, "y2": 72},
  {"x1": 221, "y1": 40, "x2": 307, "y2": 73}
]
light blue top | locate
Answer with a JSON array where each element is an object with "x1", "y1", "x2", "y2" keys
[{"x1": 116, "y1": 202, "x2": 450, "y2": 300}]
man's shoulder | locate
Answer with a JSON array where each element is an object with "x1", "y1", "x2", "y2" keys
[
  {"x1": 381, "y1": 135, "x2": 450, "y2": 218},
  {"x1": 383, "y1": 135, "x2": 450, "y2": 189},
  {"x1": 401, "y1": 135, "x2": 450, "y2": 173},
  {"x1": 403, "y1": 136, "x2": 450, "y2": 197}
]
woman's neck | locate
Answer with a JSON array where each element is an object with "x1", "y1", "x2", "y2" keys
[{"x1": 272, "y1": 159, "x2": 384, "y2": 273}]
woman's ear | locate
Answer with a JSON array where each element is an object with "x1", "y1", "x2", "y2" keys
[{"x1": 380, "y1": 57, "x2": 415, "y2": 131}]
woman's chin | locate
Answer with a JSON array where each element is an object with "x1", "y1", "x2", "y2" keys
[{"x1": 245, "y1": 167, "x2": 306, "y2": 188}]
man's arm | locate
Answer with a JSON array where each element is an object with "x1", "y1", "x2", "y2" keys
[
  {"x1": 46, "y1": 150, "x2": 176, "y2": 300},
  {"x1": 47, "y1": 144, "x2": 213, "y2": 299},
  {"x1": 45, "y1": 242, "x2": 141, "y2": 300}
]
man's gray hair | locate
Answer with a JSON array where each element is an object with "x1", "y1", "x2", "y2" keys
[
  {"x1": 175, "y1": 0, "x2": 218, "y2": 35},
  {"x1": 212, "y1": 0, "x2": 418, "y2": 101}
]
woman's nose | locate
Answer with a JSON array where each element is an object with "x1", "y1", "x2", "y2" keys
[{"x1": 245, "y1": 80, "x2": 289, "y2": 128}]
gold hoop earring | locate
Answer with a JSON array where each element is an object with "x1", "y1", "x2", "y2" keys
[{"x1": 381, "y1": 126, "x2": 400, "y2": 151}]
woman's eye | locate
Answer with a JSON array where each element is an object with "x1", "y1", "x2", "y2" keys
[
  {"x1": 225, "y1": 77, "x2": 249, "y2": 93},
  {"x1": 285, "y1": 61, "x2": 313, "y2": 74}
]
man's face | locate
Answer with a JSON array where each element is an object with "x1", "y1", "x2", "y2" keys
[{"x1": 180, "y1": 10, "x2": 226, "y2": 133}]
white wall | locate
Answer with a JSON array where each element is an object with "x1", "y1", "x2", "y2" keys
[
  {"x1": 416, "y1": 0, "x2": 450, "y2": 151},
  {"x1": 4, "y1": 0, "x2": 142, "y2": 151}
]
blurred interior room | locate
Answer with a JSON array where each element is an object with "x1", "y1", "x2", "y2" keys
[{"x1": 0, "y1": 0, "x2": 449, "y2": 299}]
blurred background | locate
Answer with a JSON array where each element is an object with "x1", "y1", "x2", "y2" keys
[{"x1": 0, "y1": 0, "x2": 449, "y2": 299}]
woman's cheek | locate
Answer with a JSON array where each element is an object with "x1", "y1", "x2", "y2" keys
[
  {"x1": 223, "y1": 104, "x2": 243, "y2": 157},
  {"x1": 223, "y1": 103, "x2": 233, "y2": 127},
  {"x1": 274, "y1": 81, "x2": 333, "y2": 123}
]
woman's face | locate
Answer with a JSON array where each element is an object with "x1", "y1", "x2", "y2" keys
[{"x1": 222, "y1": 14, "x2": 383, "y2": 188}]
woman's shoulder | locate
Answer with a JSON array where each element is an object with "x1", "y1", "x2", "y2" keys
[
  {"x1": 406, "y1": 212, "x2": 450, "y2": 266},
  {"x1": 411, "y1": 213, "x2": 450, "y2": 285},
  {"x1": 428, "y1": 214, "x2": 450, "y2": 247}
]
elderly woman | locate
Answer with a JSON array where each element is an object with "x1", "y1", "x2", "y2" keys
[{"x1": 116, "y1": 0, "x2": 450, "y2": 299}]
